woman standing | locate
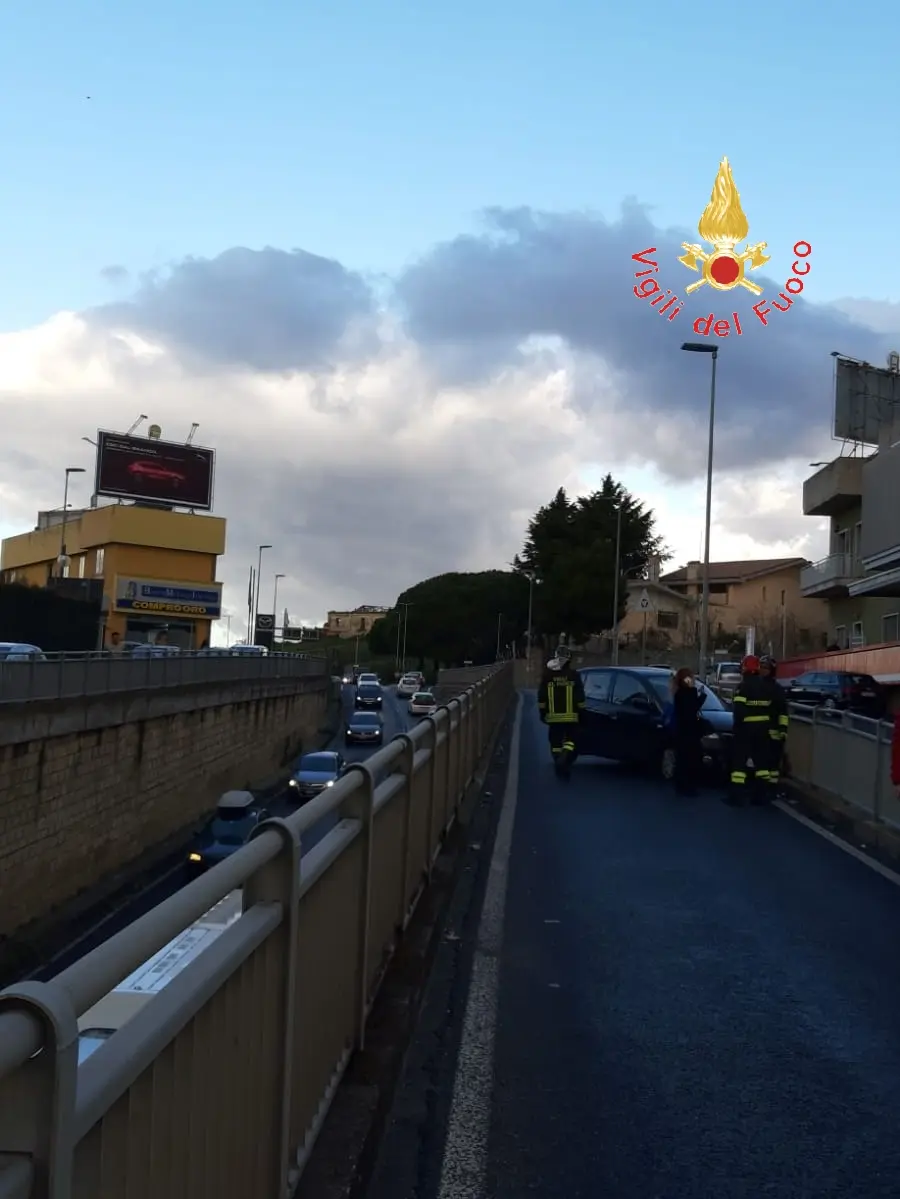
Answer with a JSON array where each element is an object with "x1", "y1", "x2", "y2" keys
[{"x1": 671, "y1": 667, "x2": 705, "y2": 796}]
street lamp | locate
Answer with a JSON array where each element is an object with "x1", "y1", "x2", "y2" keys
[
  {"x1": 253, "y1": 544, "x2": 272, "y2": 644},
  {"x1": 400, "y1": 602, "x2": 413, "y2": 672},
  {"x1": 611, "y1": 500, "x2": 623, "y2": 665},
  {"x1": 681, "y1": 341, "x2": 719, "y2": 679},
  {"x1": 495, "y1": 612, "x2": 503, "y2": 661},
  {"x1": 525, "y1": 573, "x2": 535, "y2": 678},
  {"x1": 272, "y1": 573, "x2": 285, "y2": 629},
  {"x1": 58, "y1": 467, "x2": 86, "y2": 575}
]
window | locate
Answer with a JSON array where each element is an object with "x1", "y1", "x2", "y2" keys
[
  {"x1": 582, "y1": 670, "x2": 612, "y2": 703},
  {"x1": 781, "y1": 589, "x2": 786, "y2": 605},
  {"x1": 77, "y1": 555, "x2": 86, "y2": 578},
  {"x1": 95, "y1": 547, "x2": 105, "y2": 574},
  {"x1": 61, "y1": 558, "x2": 70, "y2": 578},
  {"x1": 883, "y1": 613, "x2": 900, "y2": 643},
  {"x1": 611, "y1": 673, "x2": 651, "y2": 707},
  {"x1": 834, "y1": 624, "x2": 848, "y2": 649},
  {"x1": 851, "y1": 621, "x2": 864, "y2": 647},
  {"x1": 762, "y1": 585, "x2": 767, "y2": 602},
  {"x1": 657, "y1": 610, "x2": 679, "y2": 630},
  {"x1": 709, "y1": 583, "x2": 728, "y2": 595}
]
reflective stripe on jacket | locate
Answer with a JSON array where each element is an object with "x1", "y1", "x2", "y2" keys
[{"x1": 537, "y1": 673, "x2": 585, "y2": 724}]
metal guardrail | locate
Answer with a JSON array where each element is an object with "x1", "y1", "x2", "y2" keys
[
  {"x1": 0, "y1": 661, "x2": 513, "y2": 1198},
  {"x1": 0, "y1": 652, "x2": 328, "y2": 704},
  {"x1": 784, "y1": 702, "x2": 899, "y2": 828}
]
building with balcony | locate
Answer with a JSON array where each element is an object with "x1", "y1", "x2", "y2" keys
[
  {"x1": 0, "y1": 504, "x2": 226, "y2": 649},
  {"x1": 324, "y1": 605, "x2": 389, "y2": 638},
  {"x1": 655, "y1": 558, "x2": 828, "y2": 654},
  {"x1": 802, "y1": 448, "x2": 900, "y2": 649}
]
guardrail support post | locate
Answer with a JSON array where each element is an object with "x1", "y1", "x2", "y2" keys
[
  {"x1": 421, "y1": 712, "x2": 441, "y2": 879},
  {"x1": 340, "y1": 762, "x2": 376, "y2": 1049},
  {"x1": 394, "y1": 733, "x2": 416, "y2": 931},
  {"x1": 0, "y1": 982, "x2": 79, "y2": 1199},
  {"x1": 245, "y1": 817, "x2": 302, "y2": 1199}
]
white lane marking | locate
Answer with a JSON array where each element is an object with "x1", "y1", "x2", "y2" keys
[
  {"x1": 436, "y1": 692, "x2": 523, "y2": 1199},
  {"x1": 775, "y1": 799, "x2": 900, "y2": 888}
]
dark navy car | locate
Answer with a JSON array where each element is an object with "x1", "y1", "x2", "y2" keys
[
  {"x1": 188, "y1": 790, "x2": 269, "y2": 874},
  {"x1": 574, "y1": 666, "x2": 733, "y2": 780}
]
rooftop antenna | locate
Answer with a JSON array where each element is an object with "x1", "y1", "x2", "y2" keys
[
  {"x1": 125, "y1": 413, "x2": 149, "y2": 437},
  {"x1": 185, "y1": 422, "x2": 199, "y2": 445},
  {"x1": 888, "y1": 350, "x2": 900, "y2": 373}
]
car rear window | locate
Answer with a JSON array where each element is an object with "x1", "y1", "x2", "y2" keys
[{"x1": 413, "y1": 693, "x2": 435, "y2": 703}]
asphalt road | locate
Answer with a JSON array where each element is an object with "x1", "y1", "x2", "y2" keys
[
  {"x1": 33, "y1": 682, "x2": 411, "y2": 982},
  {"x1": 367, "y1": 690, "x2": 900, "y2": 1199}
]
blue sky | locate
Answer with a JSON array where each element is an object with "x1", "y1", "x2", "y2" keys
[{"x1": 0, "y1": 0, "x2": 895, "y2": 332}]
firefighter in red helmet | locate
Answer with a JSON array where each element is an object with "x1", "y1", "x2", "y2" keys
[{"x1": 726, "y1": 654, "x2": 778, "y2": 805}]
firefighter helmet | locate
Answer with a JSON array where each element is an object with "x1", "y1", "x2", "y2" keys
[
  {"x1": 741, "y1": 654, "x2": 760, "y2": 673},
  {"x1": 759, "y1": 654, "x2": 776, "y2": 672}
]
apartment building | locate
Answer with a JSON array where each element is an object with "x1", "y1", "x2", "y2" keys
[
  {"x1": 800, "y1": 356, "x2": 900, "y2": 650},
  {"x1": 618, "y1": 558, "x2": 829, "y2": 654}
]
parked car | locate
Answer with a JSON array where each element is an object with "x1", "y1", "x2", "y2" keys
[
  {"x1": 575, "y1": 666, "x2": 734, "y2": 780},
  {"x1": 287, "y1": 750, "x2": 346, "y2": 800},
  {"x1": 345, "y1": 711, "x2": 384, "y2": 745},
  {"x1": 0, "y1": 642, "x2": 46, "y2": 660},
  {"x1": 355, "y1": 682, "x2": 383, "y2": 709},
  {"x1": 409, "y1": 691, "x2": 438, "y2": 717},
  {"x1": 782, "y1": 670, "x2": 886, "y2": 717},
  {"x1": 187, "y1": 790, "x2": 269, "y2": 874},
  {"x1": 397, "y1": 673, "x2": 420, "y2": 697},
  {"x1": 707, "y1": 661, "x2": 742, "y2": 688}
]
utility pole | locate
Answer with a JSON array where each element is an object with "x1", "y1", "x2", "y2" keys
[
  {"x1": 611, "y1": 501, "x2": 623, "y2": 665},
  {"x1": 526, "y1": 574, "x2": 535, "y2": 679},
  {"x1": 495, "y1": 612, "x2": 503, "y2": 661},
  {"x1": 401, "y1": 602, "x2": 413, "y2": 672}
]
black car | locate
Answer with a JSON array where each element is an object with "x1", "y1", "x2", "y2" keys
[
  {"x1": 574, "y1": 666, "x2": 734, "y2": 780},
  {"x1": 782, "y1": 670, "x2": 886, "y2": 717},
  {"x1": 187, "y1": 790, "x2": 270, "y2": 874},
  {"x1": 355, "y1": 682, "x2": 383, "y2": 709},
  {"x1": 345, "y1": 710, "x2": 384, "y2": 745}
]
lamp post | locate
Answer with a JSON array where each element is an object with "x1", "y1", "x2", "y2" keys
[
  {"x1": 681, "y1": 341, "x2": 719, "y2": 680},
  {"x1": 58, "y1": 467, "x2": 86, "y2": 576},
  {"x1": 272, "y1": 573, "x2": 285, "y2": 632},
  {"x1": 400, "y1": 602, "x2": 413, "y2": 672},
  {"x1": 611, "y1": 500, "x2": 623, "y2": 665},
  {"x1": 253, "y1": 544, "x2": 272, "y2": 644},
  {"x1": 525, "y1": 573, "x2": 535, "y2": 678},
  {"x1": 495, "y1": 612, "x2": 503, "y2": 661}
]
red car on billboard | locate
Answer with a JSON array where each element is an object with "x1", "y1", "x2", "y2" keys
[{"x1": 126, "y1": 461, "x2": 187, "y2": 486}]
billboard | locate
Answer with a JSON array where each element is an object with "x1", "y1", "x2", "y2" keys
[
  {"x1": 94, "y1": 431, "x2": 215, "y2": 509},
  {"x1": 834, "y1": 357, "x2": 900, "y2": 447},
  {"x1": 114, "y1": 576, "x2": 223, "y2": 619}
]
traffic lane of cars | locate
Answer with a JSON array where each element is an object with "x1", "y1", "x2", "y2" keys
[
  {"x1": 275, "y1": 682, "x2": 411, "y2": 853},
  {"x1": 483, "y1": 693, "x2": 900, "y2": 1197}
]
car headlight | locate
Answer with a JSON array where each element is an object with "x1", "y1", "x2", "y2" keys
[
  {"x1": 189, "y1": 852, "x2": 202, "y2": 862},
  {"x1": 327, "y1": 780, "x2": 334, "y2": 787},
  {"x1": 289, "y1": 778, "x2": 299, "y2": 787}
]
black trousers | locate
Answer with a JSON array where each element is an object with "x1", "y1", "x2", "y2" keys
[
  {"x1": 547, "y1": 722, "x2": 577, "y2": 756},
  {"x1": 673, "y1": 733, "x2": 702, "y2": 791}
]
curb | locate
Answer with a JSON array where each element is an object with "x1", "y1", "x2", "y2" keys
[
  {"x1": 784, "y1": 777, "x2": 900, "y2": 864},
  {"x1": 292, "y1": 695, "x2": 516, "y2": 1199}
]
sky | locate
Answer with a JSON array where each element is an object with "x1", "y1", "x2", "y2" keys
[{"x1": 2, "y1": 0, "x2": 900, "y2": 639}]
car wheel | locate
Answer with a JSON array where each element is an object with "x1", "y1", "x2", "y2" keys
[{"x1": 660, "y1": 748, "x2": 676, "y2": 780}]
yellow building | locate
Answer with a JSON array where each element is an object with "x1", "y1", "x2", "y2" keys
[
  {"x1": 615, "y1": 558, "x2": 830, "y2": 655},
  {"x1": 1, "y1": 504, "x2": 226, "y2": 649},
  {"x1": 324, "y1": 606, "x2": 389, "y2": 638}
]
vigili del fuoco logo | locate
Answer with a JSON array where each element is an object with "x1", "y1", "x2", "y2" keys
[{"x1": 631, "y1": 157, "x2": 811, "y2": 338}]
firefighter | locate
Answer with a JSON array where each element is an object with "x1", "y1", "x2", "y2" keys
[
  {"x1": 759, "y1": 654, "x2": 789, "y2": 799},
  {"x1": 537, "y1": 647, "x2": 585, "y2": 779},
  {"x1": 727, "y1": 654, "x2": 776, "y2": 805}
]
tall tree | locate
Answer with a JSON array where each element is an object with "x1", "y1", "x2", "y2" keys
[
  {"x1": 368, "y1": 571, "x2": 531, "y2": 668},
  {"x1": 514, "y1": 474, "x2": 668, "y2": 643}
]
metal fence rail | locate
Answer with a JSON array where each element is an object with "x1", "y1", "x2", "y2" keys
[
  {"x1": 0, "y1": 652, "x2": 328, "y2": 704},
  {"x1": 0, "y1": 662, "x2": 513, "y2": 1199},
  {"x1": 785, "y1": 704, "x2": 899, "y2": 827}
]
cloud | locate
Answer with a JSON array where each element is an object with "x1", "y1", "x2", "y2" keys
[
  {"x1": 0, "y1": 207, "x2": 892, "y2": 638},
  {"x1": 87, "y1": 246, "x2": 379, "y2": 373},
  {"x1": 100, "y1": 265, "x2": 129, "y2": 285},
  {"x1": 396, "y1": 204, "x2": 890, "y2": 477}
]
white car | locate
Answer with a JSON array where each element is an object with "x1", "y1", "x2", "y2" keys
[
  {"x1": 396, "y1": 674, "x2": 420, "y2": 697},
  {"x1": 357, "y1": 672, "x2": 379, "y2": 687},
  {"x1": 0, "y1": 642, "x2": 46, "y2": 660},
  {"x1": 409, "y1": 691, "x2": 437, "y2": 717}
]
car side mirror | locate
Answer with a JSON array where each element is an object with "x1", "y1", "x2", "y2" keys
[{"x1": 629, "y1": 694, "x2": 653, "y2": 710}]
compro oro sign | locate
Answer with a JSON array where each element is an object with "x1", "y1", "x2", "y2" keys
[
  {"x1": 631, "y1": 156, "x2": 811, "y2": 339},
  {"x1": 114, "y1": 576, "x2": 223, "y2": 619}
]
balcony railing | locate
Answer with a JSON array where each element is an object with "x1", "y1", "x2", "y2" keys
[{"x1": 800, "y1": 553, "x2": 860, "y2": 596}]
